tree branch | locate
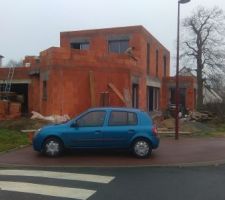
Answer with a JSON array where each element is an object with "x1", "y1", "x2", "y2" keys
[{"x1": 185, "y1": 41, "x2": 198, "y2": 53}]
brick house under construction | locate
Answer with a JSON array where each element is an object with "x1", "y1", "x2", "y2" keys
[{"x1": 0, "y1": 25, "x2": 171, "y2": 118}]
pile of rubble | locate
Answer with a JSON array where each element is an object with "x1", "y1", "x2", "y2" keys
[
  {"x1": 153, "y1": 110, "x2": 215, "y2": 137},
  {"x1": 188, "y1": 111, "x2": 213, "y2": 122}
]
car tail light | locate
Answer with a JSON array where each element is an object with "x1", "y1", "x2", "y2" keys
[{"x1": 152, "y1": 125, "x2": 158, "y2": 137}]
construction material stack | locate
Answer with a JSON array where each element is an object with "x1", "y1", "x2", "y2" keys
[{"x1": 0, "y1": 66, "x2": 22, "y2": 120}]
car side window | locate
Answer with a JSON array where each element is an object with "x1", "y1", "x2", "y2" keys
[
  {"x1": 109, "y1": 111, "x2": 137, "y2": 126},
  {"x1": 128, "y1": 112, "x2": 138, "y2": 125},
  {"x1": 76, "y1": 111, "x2": 106, "y2": 127}
]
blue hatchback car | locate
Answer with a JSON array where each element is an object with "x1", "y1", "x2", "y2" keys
[{"x1": 33, "y1": 107, "x2": 159, "y2": 158}]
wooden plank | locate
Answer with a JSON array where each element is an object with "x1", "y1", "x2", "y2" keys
[
  {"x1": 123, "y1": 88, "x2": 132, "y2": 107},
  {"x1": 21, "y1": 130, "x2": 37, "y2": 133},
  {"x1": 158, "y1": 131, "x2": 191, "y2": 134},
  {"x1": 108, "y1": 83, "x2": 126, "y2": 105},
  {"x1": 89, "y1": 71, "x2": 96, "y2": 107}
]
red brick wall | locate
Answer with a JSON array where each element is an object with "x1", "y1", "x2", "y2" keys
[
  {"x1": 0, "y1": 67, "x2": 30, "y2": 80},
  {"x1": 28, "y1": 77, "x2": 40, "y2": 113},
  {"x1": 32, "y1": 65, "x2": 132, "y2": 117},
  {"x1": 161, "y1": 78, "x2": 170, "y2": 110},
  {"x1": 60, "y1": 26, "x2": 170, "y2": 80},
  {"x1": 162, "y1": 76, "x2": 197, "y2": 111}
]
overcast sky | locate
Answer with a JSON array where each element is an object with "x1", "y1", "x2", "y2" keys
[{"x1": 1, "y1": 0, "x2": 225, "y2": 73}]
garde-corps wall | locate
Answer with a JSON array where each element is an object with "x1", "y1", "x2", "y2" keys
[{"x1": 60, "y1": 26, "x2": 170, "y2": 80}]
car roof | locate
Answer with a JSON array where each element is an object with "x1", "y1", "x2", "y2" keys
[{"x1": 87, "y1": 107, "x2": 142, "y2": 112}]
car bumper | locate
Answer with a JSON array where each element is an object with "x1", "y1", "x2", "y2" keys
[
  {"x1": 32, "y1": 136, "x2": 43, "y2": 152},
  {"x1": 151, "y1": 137, "x2": 160, "y2": 149}
]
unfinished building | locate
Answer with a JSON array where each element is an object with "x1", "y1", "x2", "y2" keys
[{"x1": 0, "y1": 25, "x2": 170, "y2": 118}]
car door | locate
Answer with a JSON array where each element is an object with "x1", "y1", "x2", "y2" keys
[
  {"x1": 103, "y1": 111, "x2": 138, "y2": 148},
  {"x1": 68, "y1": 110, "x2": 106, "y2": 148}
]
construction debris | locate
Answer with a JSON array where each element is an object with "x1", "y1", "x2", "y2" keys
[
  {"x1": 157, "y1": 128, "x2": 191, "y2": 137},
  {"x1": 189, "y1": 111, "x2": 213, "y2": 122},
  {"x1": 153, "y1": 109, "x2": 216, "y2": 137},
  {"x1": 31, "y1": 111, "x2": 70, "y2": 124}
]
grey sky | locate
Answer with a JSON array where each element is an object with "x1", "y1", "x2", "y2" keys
[{"x1": 1, "y1": 0, "x2": 225, "y2": 72}]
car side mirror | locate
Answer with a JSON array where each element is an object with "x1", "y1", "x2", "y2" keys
[{"x1": 71, "y1": 121, "x2": 79, "y2": 128}]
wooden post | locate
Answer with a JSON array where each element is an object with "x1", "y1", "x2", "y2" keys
[{"x1": 89, "y1": 71, "x2": 96, "y2": 107}]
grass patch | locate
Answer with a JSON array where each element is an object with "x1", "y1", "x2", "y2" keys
[
  {"x1": 191, "y1": 123, "x2": 225, "y2": 137},
  {"x1": 206, "y1": 123, "x2": 225, "y2": 137},
  {"x1": 158, "y1": 119, "x2": 225, "y2": 138},
  {"x1": 0, "y1": 129, "x2": 29, "y2": 152}
]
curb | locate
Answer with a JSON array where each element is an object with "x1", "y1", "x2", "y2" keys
[
  {"x1": 1, "y1": 139, "x2": 225, "y2": 169},
  {"x1": 0, "y1": 158, "x2": 225, "y2": 169}
]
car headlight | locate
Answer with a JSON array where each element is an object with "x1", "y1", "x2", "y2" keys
[{"x1": 34, "y1": 128, "x2": 42, "y2": 138}]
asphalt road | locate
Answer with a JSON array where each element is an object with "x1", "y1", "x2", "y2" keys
[{"x1": 0, "y1": 165, "x2": 225, "y2": 200}]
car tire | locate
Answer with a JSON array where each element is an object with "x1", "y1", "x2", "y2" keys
[
  {"x1": 42, "y1": 137, "x2": 64, "y2": 157},
  {"x1": 132, "y1": 138, "x2": 152, "y2": 158}
]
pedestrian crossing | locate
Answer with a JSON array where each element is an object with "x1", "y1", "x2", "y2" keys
[
  {"x1": 0, "y1": 169, "x2": 114, "y2": 183},
  {"x1": 0, "y1": 181, "x2": 96, "y2": 200},
  {"x1": 0, "y1": 169, "x2": 115, "y2": 200}
]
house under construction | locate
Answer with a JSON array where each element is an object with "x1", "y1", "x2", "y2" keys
[{"x1": 0, "y1": 25, "x2": 200, "y2": 119}]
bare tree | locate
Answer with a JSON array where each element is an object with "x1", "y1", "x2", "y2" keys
[
  {"x1": 181, "y1": 6, "x2": 225, "y2": 110},
  {"x1": 5, "y1": 59, "x2": 23, "y2": 67},
  {"x1": 207, "y1": 72, "x2": 225, "y2": 99}
]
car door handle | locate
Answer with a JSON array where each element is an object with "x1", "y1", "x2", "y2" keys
[{"x1": 94, "y1": 130, "x2": 102, "y2": 134}]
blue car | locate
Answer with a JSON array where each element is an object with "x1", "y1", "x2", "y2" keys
[{"x1": 33, "y1": 107, "x2": 159, "y2": 158}]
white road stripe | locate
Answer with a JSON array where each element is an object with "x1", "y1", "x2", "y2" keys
[
  {"x1": 0, "y1": 170, "x2": 114, "y2": 184},
  {"x1": 0, "y1": 181, "x2": 95, "y2": 200}
]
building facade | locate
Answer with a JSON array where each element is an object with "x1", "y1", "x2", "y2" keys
[{"x1": 0, "y1": 26, "x2": 170, "y2": 117}]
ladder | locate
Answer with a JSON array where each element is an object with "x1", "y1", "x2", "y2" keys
[
  {"x1": 0, "y1": 81, "x2": 4, "y2": 100},
  {"x1": 3, "y1": 66, "x2": 15, "y2": 99}
]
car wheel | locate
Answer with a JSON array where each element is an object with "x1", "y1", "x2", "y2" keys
[
  {"x1": 43, "y1": 137, "x2": 64, "y2": 157},
  {"x1": 132, "y1": 139, "x2": 152, "y2": 158}
]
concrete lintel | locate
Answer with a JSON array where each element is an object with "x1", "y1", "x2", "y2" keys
[
  {"x1": 131, "y1": 76, "x2": 140, "y2": 84},
  {"x1": 0, "y1": 79, "x2": 31, "y2": 84},
  {"x1": 167, "y1": 83, "x2": 190, "y2": 88},
  {"x1": 107, "y1": 34, "x2": 131, "y2": 41},
  {"x1": 146, "y1": 76, "x2": 161, "y2": 88},
  {"x1": 70, "y1": 37, "x2": 90, "y2": 43}
]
